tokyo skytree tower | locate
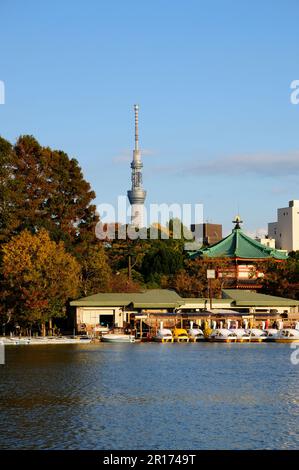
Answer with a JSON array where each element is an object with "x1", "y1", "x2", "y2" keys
[{"x1": 127, "y1": 104, "x2": 146, "y2": 228}]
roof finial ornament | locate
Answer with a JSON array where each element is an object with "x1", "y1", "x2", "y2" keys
[{"x1": 233, "y1": 215, "x2": 243, "y2": 229}]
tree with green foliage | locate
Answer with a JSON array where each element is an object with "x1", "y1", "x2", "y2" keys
[
  {"x1": 141, "y1": 240, "x2": 184, "y2": 286},
  {"x1": 0, "y1": 135, "x2": 98, "y2": 248},
  {"x1": 106, "y1": 236, "x2": 149, "y2": 283},
  {"x1": 78, "y1": 242, "x2": 112, "y2": 296}
]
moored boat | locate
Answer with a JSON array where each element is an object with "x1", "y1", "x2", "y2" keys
[
  {"x1": 246, "y1": 329, "x2": 267, "y2": 342},
  {"x1": 153, "y1": 321, "x2": 173, "y2": 343},
  {"x1": 153, "y1": 328, "x2": 173, "y2": 343},
  {"x1": 1, "y1": 337, "x2": 30, "y2": 345},
  {"x1": 18, "y1": 338, "x2": 31, "y2": 345},
  {"x1": 29, "y1": 336, "x2": 92, "y2": 345},
  {"x1": 101, "y1": 333, "x2": 136, "y2": 343},
  {"x1": 230, "y1": 328, "x2": 251, "y2": 342},
  {"x1": 188, "y1": 328, "x2": 205, "y2": 342},
  {"x1": 173, "y1": 327, "x2": 189, "y2": 342},
  {"x1": 188, "y1": 321, "x2": 205, "y2": 342},
  {"x1": 209, "y1": 328, "x2": 237, "y2": 343},
  {"x1": 264, "y1": 329, "x2": 279, "y2": 341},
  {"x1": 273, "y1": 329, "x2": 299, "y2": 343}
]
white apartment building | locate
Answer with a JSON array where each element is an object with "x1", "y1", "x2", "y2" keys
[
  {"x1": 256, "y1": 237, "x2": 276, "y2": 249},
  {"x1": 268, "y1": 200, "x2": 299, "y2": 252}
]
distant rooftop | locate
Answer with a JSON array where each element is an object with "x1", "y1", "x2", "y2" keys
[{"x1": 289, "y1": 200, "x2": 299, "y2": 207}]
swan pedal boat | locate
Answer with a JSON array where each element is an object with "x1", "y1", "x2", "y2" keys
[
  {"x1": 273, "y1": 329, "x2": 299, "y2": 343},
  {"x1": 173, "y1": 328, "x2": 189, "y2": 342},
  {"x1": 188, "y1": 328, "x2": 205, "y2": 342},
  {"x1": 245, "y1": 329, "x2": 267, "y2": 342},
  {"x1": 264, "y1": 329, "x2": 279, "y2": 341},
  {"x1": 229, "y1": 328, "x2": 251, "y2": 342},
  {"x1": 209, "y1": 328, "x2": 238, "y2": 343},
  {"x1": 153, "y1": 328, "x2": 173, "y2": 343}
]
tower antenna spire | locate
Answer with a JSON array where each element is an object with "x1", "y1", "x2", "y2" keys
[{"x1": 134, "y1": 104, "x2": 139, "y2": 151}]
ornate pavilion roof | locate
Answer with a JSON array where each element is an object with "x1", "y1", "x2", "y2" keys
[{"x1": 189, "y1": 216, "x2": 288, "y2": 261}]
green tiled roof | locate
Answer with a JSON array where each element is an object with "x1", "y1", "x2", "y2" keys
[
  {"x1": 189, "y1": 228, "x2": 288, "y2": 260},
  {"x1": 223, "y1": 289, "x2": 299, "y2": 306},
  {"x1": 70, "y1": 288, "x2": 299, "y2": 308},
  {"x1": 70, "y1": 289, "x2": 182, "y2": 308}
]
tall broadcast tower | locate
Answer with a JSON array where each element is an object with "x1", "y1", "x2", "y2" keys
[{"x1": 127, "y1": 104, "x2": 146, "y2": 228}]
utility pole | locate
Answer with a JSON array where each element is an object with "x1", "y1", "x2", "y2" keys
[
  {"x1": 128, "y1": 254, "x2": 132, "y2": 281},
  {"x1": 207, "y1": 269, "x2": 216, "y2": 310}
]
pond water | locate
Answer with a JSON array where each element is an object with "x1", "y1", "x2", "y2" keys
[{"x1": 0, "y1": 342, "x2": 298, "y2": 449}]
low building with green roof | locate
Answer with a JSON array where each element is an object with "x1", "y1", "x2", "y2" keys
[
  {"x1": 70, "y1": 289, "x2": 183, "y2": 333},
  {"x1": 70, "y1": 287, "x2": 299, "y2": 334}
]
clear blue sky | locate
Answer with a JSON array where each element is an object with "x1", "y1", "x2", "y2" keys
[{"x1": 1, "y1": 0, "x2": 299, "y2": 235}]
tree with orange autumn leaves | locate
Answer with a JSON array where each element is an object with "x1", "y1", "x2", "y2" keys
[
  {"x1": 252, "y1": 254, "x2": 299, "y2": 300},
  {"x1": 1, "y1": 229, "x2": 80, "y2": 334},
  {"x1": 166, "y1": 257, "x2": 236, "y2": 298}
]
